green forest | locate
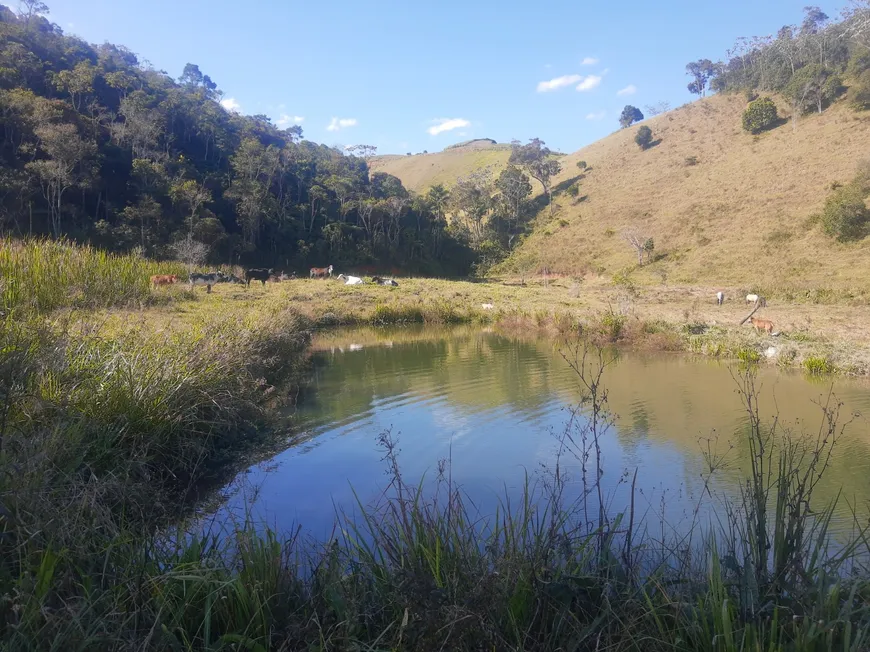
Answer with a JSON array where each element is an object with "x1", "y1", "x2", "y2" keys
[{"x1": 0, "y1": 2, "x2": 477, "y2": 274}]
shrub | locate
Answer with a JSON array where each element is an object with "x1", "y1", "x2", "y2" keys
[
  {"x1": 600, "y1": 311, "x2": 625, "y2": 341},
  {"x1": 684, "y1": 155, "x2": 699, "y2": 166},
  {"x1": 851, "y1": 70, "x2": 870, "y2": 111},
  {"x1": 565, "y1": 183, "x2": 580, "y2": 198},
  {"x1": 634, "y1": 125, "x2": 654, "y2": 150},
  {"x1": 803, "y1": 355, "x2": 834, "y2": 375},
  {"x1": 576, "y1": 160, "x2": 587, "y2": 170},
  {"x1": 819, "y1": 183, "x2": 869, "y2": 241},
  {"x1": 742, "y1": 97, "x2": 779, "y2": 133},
  {"x1": 737, "y1": 347, "x2": 761, "y2": 364}
]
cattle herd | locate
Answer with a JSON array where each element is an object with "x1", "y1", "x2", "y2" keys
[{"x1": 149, "y1": 264, "x2": 398, "y2": 294}]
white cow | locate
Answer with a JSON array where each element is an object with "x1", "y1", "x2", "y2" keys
[
  {"x1": 746, "y1": 294, "x2": 767, "y2": 306},
  {"x1": 716, "y1": 291, "x2": 724, "y2": 306},
  {"x1": 337, "y1": 274, "x2": 364, "y2": 285}
]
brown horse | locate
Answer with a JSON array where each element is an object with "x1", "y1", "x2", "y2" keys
[{"x1": 309, "y1": 264, "x2": 334, "y2": 278}]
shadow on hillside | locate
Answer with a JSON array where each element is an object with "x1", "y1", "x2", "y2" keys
[
  {"x1": 642, "y1": 139, "x2": 663, "y2": 151},
  {"x1": 528, "y1": 175, "x2": 585, "y2": 215}
]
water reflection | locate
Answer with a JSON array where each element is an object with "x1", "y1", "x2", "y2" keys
[{"x1": 214, "y1": 326, "x2": 870, "y2": 540}]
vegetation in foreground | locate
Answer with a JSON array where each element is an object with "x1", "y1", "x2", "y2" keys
[{"x1": 3, "y1": 307, "x2": 870, "y2": 650}]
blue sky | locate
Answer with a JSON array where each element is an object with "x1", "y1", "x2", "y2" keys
[{"x1": 46, "y1": 0, "x2": 840, "y2": 155}]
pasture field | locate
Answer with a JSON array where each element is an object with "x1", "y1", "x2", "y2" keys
[{"x1": 3, "y1": 240, "x2": 870, "y2": 649}]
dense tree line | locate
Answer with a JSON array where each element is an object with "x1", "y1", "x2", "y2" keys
[
  {"x1": 688, "y1": 4, "x2": 870, "y2": 114},
  {"x1": 0, "y1": 3, "x2": 475, "y2": 274}
]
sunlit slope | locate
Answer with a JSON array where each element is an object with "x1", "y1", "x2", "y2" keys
[
  {"x1": 370, "y1": 142, "x2": 512, "y2": 193},
  {"x1": 508, "y1": 93, "x2": 870, "y2": 289}
]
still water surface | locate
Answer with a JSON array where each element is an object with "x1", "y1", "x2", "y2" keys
[{"x1": 215, "y1": 326, "x2": 870, "y2": 540}]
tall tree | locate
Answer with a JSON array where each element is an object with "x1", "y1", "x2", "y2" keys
[
  {"x1": 25, "y1": 123, "x2": 96, "y2": 237},
  {"x1": 508, "y1": 138, "x2": 561, "y2": 216},
  {"x1": 619, "y1": 105, "x2": 644, "y2": 129},
  {"x1": 495, "y1": 165, "x2": 532, "y2": 240},
  {"x1": 686, "y1": 59, "x2": 715, "y2": 96}
]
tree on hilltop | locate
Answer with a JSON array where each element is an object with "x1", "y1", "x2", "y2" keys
[
  {"x1": 686, "y1": 59, "x2": 715, "y2": 97},
  {"x1": 619, "y1": 105, "x2": 644, "y2": 129}
]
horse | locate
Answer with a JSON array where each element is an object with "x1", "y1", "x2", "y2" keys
[{"x1": 310, "y1": 264, "x2": 334, "y2": 279}]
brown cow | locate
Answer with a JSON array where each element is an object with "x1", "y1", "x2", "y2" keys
[
  {"x1": 749, "y1": 316, "x2": 774, "y2": 334},
  {"x1": 150, "y1": 274, "x2": 178, "y2": 288}
]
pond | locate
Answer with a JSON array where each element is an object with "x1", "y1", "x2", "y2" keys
[{"x1": 211, "y1": 326, "x2": 870, "y2": 542}]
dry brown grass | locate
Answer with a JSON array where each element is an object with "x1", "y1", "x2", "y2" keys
[
  {"x1": 510, "y1": 94, "x2": 870, "y2": 288},
  {"x1": 369, "y1": 143, "x2": 512, "y2": 192}
]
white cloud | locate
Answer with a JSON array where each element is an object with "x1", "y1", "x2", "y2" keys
[
  {"x1": 585, "y1": 110, "x2": 606, "y2": 120},
  {"x1": 327, "y1": 117, "x2": 357, "y2": 132},
  {"x1": 537, "y1": 74, "x2": 583, "y2": 92},
  {"x1": 581, "y1": 57, "x2": 599, "y2": 66},
  {"x1": 617, "y1": 84, "x2": 637, "y2": 96},
  {"x1": 576, "y1": 75, "x2": 602, "y2": 92},
  {"x1": 275, "y1": 114, "x2": 304, "y2": 127},
  {"x1": 428, "y1": 118, "x2": 470, "y2": 136},
  {"x1": 220, "y1": 97, "x2": 242, "y2": 113}
]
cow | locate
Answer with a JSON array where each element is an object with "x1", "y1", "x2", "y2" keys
[
  {"x1": 746, "y1": 294, "x2": 767, "y2": 307},
  {"x1": 337, "y1": 274, "x2": 364, "y2": 285},
  {"x1": 150, "y1": 274, "x2": 178, "y2": 288},
  {"x1": 371, "y1": 276, "x2": 398, "y2": 287},
  {"x1": 223, "y1": 274, "x2": 246, "y2": 284},
  {"x1": 716, "y1": 291, "x2": 724, "y2": 306},
  {"x1": 245, "y1": 268, "x2": 273, "y2": 287},
  {"x1": 279, "y1": 271, "x2": 297, "y2": 280},
  {"x1": 189, "y1": 271, "x2": 226, "y2": 293},
  {"x1": 310, "y1": 264, "x2": 334, "y2": 279},
  {"x1": 749, "y1": 316, "x2": 774, "y2": 334}
]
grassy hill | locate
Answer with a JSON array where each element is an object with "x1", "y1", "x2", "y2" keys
[
  {"x1": 369, "y1": 140, "x2": 512, "y2": 192},
  {"x1": 503, "y1": 93, "x2": 870, "y2": 291}
]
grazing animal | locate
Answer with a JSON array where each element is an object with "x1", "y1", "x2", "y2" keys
[
  {"x1": 223, "y1": 274, "x2": 245, "y2": 284},
  {"x1": 371, "y1": 276, "x2": 398, "y2": 286},
  {"x1": 337, "y1": 274, "x2": 364, "y2": 285},
  {"x1": 746, "y1": 294, "x2": 767, "y2": 306},
  {"x1": 150, "y1": 274, "x2": 178, "y2": 288},
  {"x1": 189, "y1": 272, "x2": 226, "y2": 293},
  {"x1": 279, "y1": 271, "x2": 297, "y2": 281},
  {"x1": 716, "y1": 291, "x2": 724, "y2": 306},
  {"x1": 481, "y1": 303, "x2": 494, "y2": 310},
  {"x1": 749, "y1": 316, "x2": 774, "y2": 334},
  {"x1": 245, "y1": 268, "x2": 273, "y2": 287},
  {"x1": 310, "y1": 264, "x2": 334, "y2": 278}
]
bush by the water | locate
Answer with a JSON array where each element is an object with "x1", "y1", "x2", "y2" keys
[{"x1": 742, "y1": 97, "x2": 779, "y2": 133}]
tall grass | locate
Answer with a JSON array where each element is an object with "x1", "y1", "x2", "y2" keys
[{"x1": 0, "y1": 238, "x2": 186, "y2": 315}]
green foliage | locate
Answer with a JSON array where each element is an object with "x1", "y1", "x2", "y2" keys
[
  {"x1": 686, "y1": 58, "x2": 715, "y2": 96},
  {"x1": 565, "y1": 182, "x2": 579, "y2": 198},
  {"x1": 600, "y1": 310, "x2": 626, "y2": 341},
  {"x1": 742, "y1": 97, "x2": 779, "y2": 134},
  {"x1": 509, "y1": 138, "x2": 561, "y2": 215},
  {"x1": 851, "y1": 69, "x2": 870, "y2": 111},
  {"x1": 819, "y1": 182, "x2": 869, "y2": 241},
  {"x1": 0, "y1": 10, "x2": 472, "y2": 275},
  {"x1": 634, "y1": 125, "x2": 654, "y2": 149},
  {"x1": 737, "y1": 347, "x2": 761, "y2": 364},
  {"x1": 784, "y1": 64, "x2": 842, "y2": 114},
  {"x1": 619, "y1": 105, "x2": 644, "y2": 128},
  {"x1": 576, "y1": 160, "x2": 587, "y2": 170},
  {"x1": 803, "y1": 355, "x2": 834, "y2": 374}
]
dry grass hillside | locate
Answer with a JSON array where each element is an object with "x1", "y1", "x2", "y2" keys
[
  {"x1": 370, "y1": 141, "x2": 512, "y2": 192},
  {"x1": 507, "y1": 93, "x2": 870, "y2": 291}
]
